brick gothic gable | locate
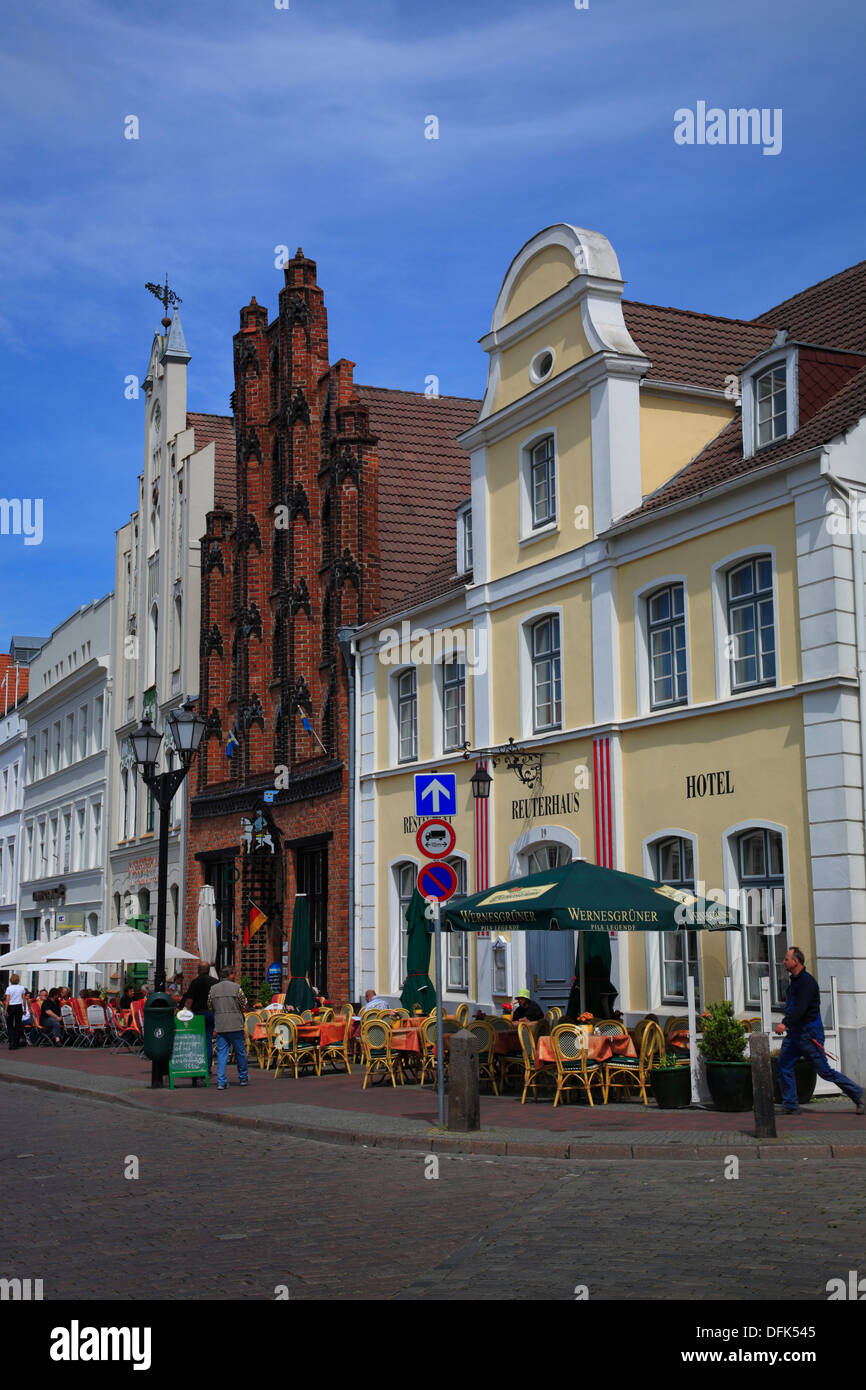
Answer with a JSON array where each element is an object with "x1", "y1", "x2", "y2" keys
[
  {"x1": 187, "y1": 249, "x2": 480, "y2": 1000},
  {"x1": 189, "y1": 252, "x2": 381, "y2": 1000}
]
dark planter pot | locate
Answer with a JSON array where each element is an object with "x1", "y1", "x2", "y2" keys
[
  {"x1": 705, "y1": 1059, "x2": 754, "y2": 1112},
  {"x1": 771, "y1": 1056, "x2": 818, "y2": 1106},
  {"x1": 650, "y1": 1065, "x2": 692, "y2": 1109}
]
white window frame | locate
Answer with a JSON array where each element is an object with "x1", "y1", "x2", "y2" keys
[
  {"x1": 445, "y1": 854, "x2": 470, "y2": 994},
  {"x1": 390, "y1": 856, "x2": 420, "y2": 992},
  {"x1": 642, "y1": 829, "x2": 701, "y2": 1010},
  {"x1": 392, "y1": 667, "x2": 418, "y2": 765},
  {"x1": 722, "y1": 818, "x2": 791, "y2": 1016},
  {"x1": 519, "y1": 427, "x2": 559, "y2": 543},
  {"x1": 711, "y1": 547, "x2": 779, "y2": 701},
  {"x1": 78, "y1": 703, "x2": 89, "y2": 760},
  {"x1": 634, "y1": 574, "x2": 691, "y2": 717},
  {"x1": 434, "y1": 651, "x2": 466, "y2": 758},
  {"x1": 456, "y1": 502, "x2": 473, "y2": 574},
  {"x1": 518, "y1": 606, "x2": 564, "y2": 740},
  {"x1": 741, "y1": 348, "x2": 798, "y2": 459}
]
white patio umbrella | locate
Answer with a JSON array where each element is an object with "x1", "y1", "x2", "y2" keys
[
  {"x1": 0, "y1": 932, "x2": 88, "y2": 970},
  {"x1": 49, "y1": 929, "x2": 199, "y2": 966},
  {"x1": 196, "y1": 885, "x2": 217, "y2": 968}
]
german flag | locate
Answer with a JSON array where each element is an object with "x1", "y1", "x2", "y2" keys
[{"x1": 244, "y1": 900, "x2": 267, "y2": 945}]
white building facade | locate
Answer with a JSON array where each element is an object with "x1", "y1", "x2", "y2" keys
[
  {"x1": 0, "y1": 698, "x2": 27, "y2": 967},
  {"x1": 108, "y1": 311, "x2": 233, "y2": 960},
  {"x1": 19, "y1": 597, "x2": 113, "y2": 981}
]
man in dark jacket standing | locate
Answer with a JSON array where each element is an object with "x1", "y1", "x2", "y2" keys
[
  {"x1": 775, "y1": 947, "x2": 865, "y2": 1115},
  {"x1": 208, "y1": 967, "x2": 250, "y2": 1092}
]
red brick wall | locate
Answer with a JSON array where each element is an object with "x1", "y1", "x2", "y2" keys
[{"x1": 185, "y1": 251, "x2": 379, "y2": 1006}]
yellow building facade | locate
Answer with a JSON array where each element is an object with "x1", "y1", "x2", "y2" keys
[{"x1": 352, "y1": 225, "x2": 866, "y2": 1079}]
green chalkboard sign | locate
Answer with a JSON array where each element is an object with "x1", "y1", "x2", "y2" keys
[{"x1": 169, "y1": 1015, "x2": 209, "y2": 1088}]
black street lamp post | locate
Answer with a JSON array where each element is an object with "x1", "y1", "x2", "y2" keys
[{"x1": 130, "y1": 699, "x2": 206, "y2": 1088}]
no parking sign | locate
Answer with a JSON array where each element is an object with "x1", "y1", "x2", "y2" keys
[{"x1": 417, "y1": 861, "x2": 458, "y2": 902}]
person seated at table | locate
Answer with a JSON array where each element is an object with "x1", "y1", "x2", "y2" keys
[
  {"x1": 166, "y1": 973, "x2": 184, "y2": 1001},
  {"x1": 362, "y1": 988, "x2": 390, "y2": 1010},
  {"x1": 511, "y1": 988, "x2": 544, "y2": 1023},
  {"x1": 58, "y1": 987, "x2": 72, "y2": 1003},
  {"x1": 117, "y1": 985, "x2": 137, "y2": 1011},
  {"x1": 40, "y1": 989, "x2": 66, "y2": 1044}
]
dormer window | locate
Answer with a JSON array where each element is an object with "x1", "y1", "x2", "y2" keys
[
  {"x1": 741, "y1": 339, "x2": 798, "y2": 460},
  {"x1": 755, "y1": 363, "x2": 787, "y2": 449}
]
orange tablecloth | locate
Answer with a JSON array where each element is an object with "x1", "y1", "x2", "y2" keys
[
  {"x1": 390, "y1": 1027, "x2": 422, "y2": 1054},
  {"x1": 667, "y1": 1030, "x2": 690, "y2": 1048},
  {"x1": 535, "y1": 1034, "x2": 637, "y2": 1066}
]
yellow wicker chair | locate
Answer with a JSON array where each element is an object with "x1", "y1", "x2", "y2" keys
[
  {"x1": 419, "y1": 1015, "x2": 438, "y2": 1087},
  {"x1": 360, "y1": 1017, "x2": 403, "y2": 1089},
  {"x1": 317, "y1": 1008, "x2": 335, "y2": 1023},
  {"x1": 465, "y1": 1019, "x2": 499, "y2": 1095},
  {"x1": 271, "y1": 1015, "x2": 320, "y2": 1080},
  {"x1": 604, "y1": 1019, "x2": 665, "y2": 1105},
  {"x1": 518, "y1": 1020, "x2": 555, "y2": 1103},
  {"x1": 319, "y1": 1011, "x2": 352, "y2": 1075},
  {"x1": 664, "y1": 1015, "x2": 689, "y2": 1038},
  {"x1": 550, "y1": 1023, "x2": 606, "y2": 1107},
  {"x1": 455, "y1": 1003, "x2": 470, "y2": 1027},
  {"x1": 593, "y1": 1019, "x2": 629, "y2": 1037},
  {"x1": 244, "y1": 1011, "x2": 267, "y2": 1070},
  {"x1": 300, "y1": 1010, "x2": 315, "y2": 1022}
]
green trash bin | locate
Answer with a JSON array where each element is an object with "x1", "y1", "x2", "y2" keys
[{"x1": 142, "y1": 992, "x2": 176, "y2": 1062}]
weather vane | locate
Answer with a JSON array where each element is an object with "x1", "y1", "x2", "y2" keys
[{"x1": 145, "y1": 274, "x2": 182, "y2": 329}]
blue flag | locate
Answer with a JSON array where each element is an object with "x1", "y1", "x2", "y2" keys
[
  {"x1": 226, "y1": 728, "x2": 239, "y2": 757},
  {"x1": 300, "y1": 715, "x2": 312, "y2": 733}
]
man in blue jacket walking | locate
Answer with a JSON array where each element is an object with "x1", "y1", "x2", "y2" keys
[{"x1": 775, "y1": 947, "x2": 865, "y2": 1116}]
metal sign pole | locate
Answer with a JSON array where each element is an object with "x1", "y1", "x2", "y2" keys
[
  {"x1": 433, "y1": 899, "x2": 445, "y2": 1129},
  {"x1": 687, "y1": 972, "x2": 699, "y2": 1106}
]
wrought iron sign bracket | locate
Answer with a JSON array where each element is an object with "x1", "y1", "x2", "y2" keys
[{"x1": 461, "y1": 737, "x2": 543, "y2": 789}]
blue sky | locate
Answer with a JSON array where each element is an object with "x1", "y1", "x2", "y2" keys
[{"x1": 1, "y1": 0, "x2": 863, "y2": 641}]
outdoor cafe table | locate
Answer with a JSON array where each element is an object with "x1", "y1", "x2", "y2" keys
[
  {"x1": 390, "y1": 1025, "x2": 521, "y2": 1057},
  {"x1": 250, "y1": 1019, "x2": 349, "y2": 1048},
  {"x1": 534, "y1": 1033, "x2": 637, "y2": 1066}
]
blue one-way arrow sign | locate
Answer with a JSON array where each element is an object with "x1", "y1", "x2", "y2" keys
[{"x1": 414, "y1": 771, "x2": 457, "y2": 816}]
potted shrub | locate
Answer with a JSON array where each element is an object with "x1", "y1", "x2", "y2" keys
[
  {"x1": 650, "y1": 1050, "x2": 692, "y2": 1109},
  {"x1": 256, "y1": 980, "x2": 273, "y2": 1008},
  {"x1": 699, "y1": 1001, "x2": 753, "y2": 1111}
]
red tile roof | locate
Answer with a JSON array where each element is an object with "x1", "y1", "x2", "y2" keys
[
  {"x1": 623, "y1": 301, "x2": 775, "y2": 392},
  {"x1": 755, "y1": 259, "x2": 866, "y2": 353},
  {"x1": 353, "y1": 385, "x2": 480, "y2": 614},
  {"x1": 0, "y1": 655, "x2": 29, "y2": 709},
  {"x1": 618, "y1": 259, "x2": 866, "y2": 524},
  {"x1": 187, "y1": 412, "x2": 236, "y2": 511},
  {"x1": 621, "y1": 363, "x2": 866, "y2": 522}
]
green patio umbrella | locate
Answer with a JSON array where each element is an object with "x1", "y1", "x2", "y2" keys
[
  {"x1": 441, "y1": 859, "x2": 739, "y2": 934},
  {"x1": 285, "y1": 894, "x2": 316, "y2": 1011},
  {"x1": 400, "y1": 889, "x2": 437, "y2": 1013}
]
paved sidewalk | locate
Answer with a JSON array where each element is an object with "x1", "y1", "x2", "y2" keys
[{"x1": 2, "y1": 1046, "x2": 864, "y2": 1160}]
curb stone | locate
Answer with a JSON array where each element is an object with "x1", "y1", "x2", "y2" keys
[{"x1": 1, "y1": 1068, "x2": 864, "y2": 1162}]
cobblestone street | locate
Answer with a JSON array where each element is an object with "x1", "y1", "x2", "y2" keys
[{"x1": 4, "y1": 1083, "x2": 864, "y2": 1303}]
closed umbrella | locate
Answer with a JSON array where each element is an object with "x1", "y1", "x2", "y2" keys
[
  {"x1": 400, "y1": 889, "x2": 436, "y2": 1012},
  {"x1": 197, "y1": 885, "x2": 217, "y2": 968},
  {"x1": 285, "y1": 894, "x2": 316, "y2": 1011}
]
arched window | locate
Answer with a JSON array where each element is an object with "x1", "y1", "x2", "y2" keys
[
  {"x1": 735, "y1": 827, "x2": 787, "y2": 1008},
  {"x1": 172, "y1": 595, "x2": 182, "y2": 672},
  {"x1": 396, "y1": 861, "x2": 416, "y2": 983},
  {"x1": 148, "y1": 602, "x2": 159, "y2": 688},
  {"x1": 651, "y1": 835, "x2": 700, "y2": 1006}
]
